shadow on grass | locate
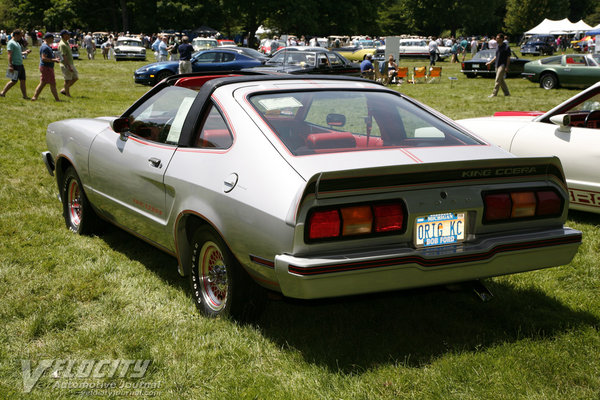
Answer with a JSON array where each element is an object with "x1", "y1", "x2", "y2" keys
[
  {"x1": 257, "y1": 282, "x2": 599, "y2": 373},
  {"x1": 98, "y1": 224, "x2": 599, "y2": 374},
  {"x1": 568, "y1": 209, "x2": 600, "y2": 226}
]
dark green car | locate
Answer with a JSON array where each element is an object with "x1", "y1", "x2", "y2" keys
[{"x1": 522, "y1": 54, "x2": 600, "y2": 89}]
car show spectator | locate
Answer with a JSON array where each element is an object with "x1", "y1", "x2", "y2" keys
[
  {"x1": 31, "y1": 32, "x2": 61, "y2": 102},
  {"x1": 0, "y1": 29, "x2": 31, "y2": 99},
  {"x1": 387, "y1": 54, "x2": 398, "y2": 82},
  {"x1": 58, "y1": 30, "x2": 78, "y2": 97},
  {"x1": 83, "y1": 32, "x2": 95, "y2": 59},
  {"x1": 470, "y1": 37, "x2": 478, "y2": 58},
  {"x1": 158, "y1": 36, "x2": 168, "y2": 62},
  {"x1": 360, "y1": 54, "x2": 374, "y2": 79},
  {"x1": 100, "y1": 39, "x2": 111, "y2": 59},
  {"x1": 460, "y1": 37, "x2": 469, "y2": 61},
  {"x1": 486, "y1": 33, "x2": 510, "y2": 97},
  {"x1": 488, "y1": 36, "x2": 497, "y2": 49},
  {"x1": 428, "y1": 37, "x2": 439, "y2": 66},
  {"x1": 178, "y1": 36, "x2": 193, "y2": 74}
]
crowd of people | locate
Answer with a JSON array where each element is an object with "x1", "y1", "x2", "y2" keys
[{"x1": 0, "y1": 29, "x2": 77, "y2": 101}]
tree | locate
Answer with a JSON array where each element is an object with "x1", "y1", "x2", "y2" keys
[{"x1": 504, "y1": 0, "x2": 570, "y2": 38}]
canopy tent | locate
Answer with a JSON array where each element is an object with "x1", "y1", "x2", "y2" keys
[
  {"x1": 525, "y1": 18, "x2": 593, "y2": 35},
  {"x1": 193, "y1": 26, "x2": 218, "y2": 36},
  {"x1": 588, "y1": 24, "x2": 600, "y2": 36}
]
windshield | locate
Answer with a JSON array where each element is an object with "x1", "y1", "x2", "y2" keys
[
  {"x1": 117, "y1": 40, "x2": 142, "y2": 47},
  {"x1": 249, "y1": 90, "x2": 481, "y2": 156}
]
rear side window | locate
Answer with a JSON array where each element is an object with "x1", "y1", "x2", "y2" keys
[
  {"x1": 249, "y1": 90, "x2": 481, "y2": 155},
  {"x1": 194, "y1": 105, "x2": 233, "y2": 149},
  {"x1": 541, "y1": 56, "x2": 562, "y2": 65}
]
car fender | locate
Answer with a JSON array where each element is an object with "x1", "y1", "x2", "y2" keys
[
  {"x1": 46, "y1": 117, "x2": 112, "y2": 186},
  {"x1": 456, "y1": 117, "x2": 534, "y2": 152}
]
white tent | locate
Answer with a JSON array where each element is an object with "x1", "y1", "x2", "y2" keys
[{"x1": 525, "y1": 18, "x2": 593, "y2": 35}]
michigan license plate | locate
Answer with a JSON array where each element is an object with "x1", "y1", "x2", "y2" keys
[{"x1": 415, "y1": 213, "x2": 466, "y2": 247}]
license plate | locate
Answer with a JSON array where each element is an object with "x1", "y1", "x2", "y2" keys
[
  {"x1": 415, "y1": 212, "x2": 466, "y2": 247},
  {"x1": 472, "y1": 64, "x2": 479, "y2": 68}
]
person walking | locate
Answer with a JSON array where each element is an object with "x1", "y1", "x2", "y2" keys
[
  {"x1": 428, "y1": 37, "x2": 439, "y2": 66},
  {"x1": 486, "y1": 33, "x2": 510, "y2": 97},
  {"x1": 178, "y1": 36, "x2": 193, "y2": 74},
  {"x1": 158, "y1": 36, "x2": 168, "y2": 62},
  {"x1": 31, "y1": 32, "x2": 61, "y2": 101},
  {"x1": 0, "y1": 29, "x2": 32, "y2": 99},
  {"x1": 58, "y1": 30, "x2": 78, "y2": 97}
]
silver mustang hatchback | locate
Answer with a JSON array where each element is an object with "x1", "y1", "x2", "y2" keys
[{"x1": 43, "y1": 72, "x2": 582, "y2": 318}]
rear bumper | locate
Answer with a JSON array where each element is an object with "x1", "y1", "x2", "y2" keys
[{"x1": 274, "y1": 228, "x2": 581, "y2": 299}]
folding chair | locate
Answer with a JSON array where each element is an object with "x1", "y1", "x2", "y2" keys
[
  {"x1": 412, "y1": 66, "x2": 427, "y2": 84},
  {"x1": 428, "y1": 66, "x2": 442, "y2": 83},
  {"x1": 396, "y1": 67, "x2": 409, "y2": 84}
]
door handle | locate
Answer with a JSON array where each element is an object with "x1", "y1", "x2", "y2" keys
[{"x1": 148, "y1": 157, "x2": 162, "y2": 168}]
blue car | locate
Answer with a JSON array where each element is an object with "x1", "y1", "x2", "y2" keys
[{"x1": 134, "y1": 48, "x2": 264, "y2": 85}]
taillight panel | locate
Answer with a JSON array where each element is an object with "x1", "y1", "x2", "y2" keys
[
  {"x1": 482, "y1": 188, "x2": 563, "y2": 223},
  {"x1": 306, "y1": 201, "x2": 406, "y2": 243}
]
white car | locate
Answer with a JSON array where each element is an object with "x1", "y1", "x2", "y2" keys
[
  {"x1": 375, "y1": 39, "x2": 451, "y2": 62},
  {"x1": 114, "y1": 36, "x2": 146, "y2": 61},
  {"x1": 192, "y1": 37, "x2": 218, "y2": 51},
  {"x1": 458, "y1": 81, "x2": 600, "y2": 214}
]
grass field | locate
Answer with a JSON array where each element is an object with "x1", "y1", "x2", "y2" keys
[{"x1": 0, "y1": 49, "x2": 599, "y2": 399}]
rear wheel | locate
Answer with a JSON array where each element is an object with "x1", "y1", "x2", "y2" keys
[
  {"x1": 540, "y1": 73, "x2": 558, "y2": 90},
  {"x1": 61, "y1": 166, "x2": 100, "y2": 234},
  {"x1": 189, "y1": 226, "x2": 265, "y2": 319}
]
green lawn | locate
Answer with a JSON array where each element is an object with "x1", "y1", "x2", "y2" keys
[{"x1": 0, "y1": 50, "x2": 599, "y2": 399}]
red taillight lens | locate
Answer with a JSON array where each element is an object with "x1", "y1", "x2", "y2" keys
[
  {"x1": 511, "y1": 192, "x2": 536, "y2": 218},
  {"x1": 308, "y1": 210, "x2": 340, "y2": 239},
  {"x1": 484, "y1": 193, "x2": 511, "y2": 221},
  {"x1": 307, "y1": 201, "x2": 405, "y2": 241},
  {"x1": 341, "y1": 206, "x2": 372, "y2": 236},
  {"x1": 483, "y1": 189, "x2": 563, "y2": 223},
  {"x1": 374, "y1": 203, "x2": 405, "y2": 232},
  {"x1": 536, "y1": 190, "x2": 562, "y2": 216}
]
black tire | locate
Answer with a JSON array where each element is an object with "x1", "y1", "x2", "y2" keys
[
  {"x1": 189, "y1": 226, "x2": 265, "y2": 319},
  {"x1": 540, "y1": 73, "x2": 558, "y2": 90},
  {"x1": 155, "y1": 70, "x2": 173, "y2": 85},
  {"x1": 61, "y1": 166, "x2": 100, "y2": 235}
]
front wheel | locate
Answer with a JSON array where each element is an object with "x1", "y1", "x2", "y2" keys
[
  {"x1": 61, "y1": 166, "x2": 100, "y2": 234},
  {"x1": 189, "y1": 226, "x2": 265, "y2": 319},
  {"x1": 154, "y1": 70, "x2": 173, "y2": 85},
  {"x1": 540, "y1": 73, "x2": 558, "y2": 90}
]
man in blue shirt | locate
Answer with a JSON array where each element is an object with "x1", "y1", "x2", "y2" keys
[
  {"x1": 32, "y1": 32, "x2": 61, "y2": 101},
  {"x1": 0, "y1": 29, "x2": 32, "y2": 98},
  {"x1": 178, "y1": 36, "x2": 193, "y2": 74},
  {"x1": 485, "y1": 33, "x2": 511, "y2": 97},
  {"x1": 360, "y1": 54, "x2": 374, "y2": 79}
]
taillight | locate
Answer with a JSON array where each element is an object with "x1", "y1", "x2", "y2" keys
[
  {"x1": 307, "y1": 201, "x2": 405, "y2": 241},
  {"x1": 308, "y1": 210, "x2": 340, "y2": 239},
  {"x1": 536, "y1": 190, "x2": 562, "y2": 216},
  {"x1": 483, "y1": 189, "x2": 563, "y2": 223},
  {"x1": 374, "y1": 203, "x2": 404, "y2": 232}
]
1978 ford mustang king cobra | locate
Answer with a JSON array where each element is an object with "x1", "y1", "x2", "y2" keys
[{"x1": 43, "y1": 72, "x2": 582, "y2": 318}]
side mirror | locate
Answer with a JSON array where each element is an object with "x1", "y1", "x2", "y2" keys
[
  {"x1": 111, "y1": 117, "x2": 130, "y2": 133},
  {"x1": 326, "y1": 113, "x2": 346, "y2": 127},
  {"x1": 110, "y1": 117, "x2": 130, "y2": 141},
  {"x1": 549, "y1": 114, "x2": 571, "y2": 132}
]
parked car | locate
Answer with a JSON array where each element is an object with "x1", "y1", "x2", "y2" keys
[
  {"x1": 49, "y1": 33, "x2": 79, "y2": 59},
  {"x1": 374, "y1": 39, "x2": 451, "y2": 62},
  {"x1": 217, "y1": 39, "x2": 236, "y2": 46},
  {"x1": 252, "y1": 47, "x2": 360, "y2": 76},
  {"x1": 458, "y1": 81, "x2": 600, "y2": 214},
  {"x1": 42, "y1": 72, "x2": 581, "y2": 318},
  {"x1": 133, "y1": 49, "x2": 263, "y2": 85},
  {"x1": 331, "y1": 45, "x2": 377, "y2": 62},
  {"x1": 461, "y1": 49, "x2": 530, "y2": 78},
  {"x1": 520, "y1": 35, "x2": 556, "y2": 56},
  {"x1": 191, "y1": 37, "x2": 218, "y2": 51},
  {"x1": 259, "y1": 39, "x2": 286, "y2": 56},
  {"x1": 114, "y1": 36, "x2": 146, "y2": 61},
  {"x1": 522, "y1": 53, "x2": 600, "y2": 89}
]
